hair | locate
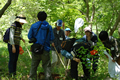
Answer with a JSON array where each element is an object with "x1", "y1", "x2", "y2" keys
[
  {"x1": 99, "y1": 31, "x2": 108, "y2": 41},
  {"x1": 37, "y1": 11, "x2": 47, "y2": 21}
]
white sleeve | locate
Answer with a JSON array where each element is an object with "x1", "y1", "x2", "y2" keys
[
  {"x1": 9, "y1": 28, "x2": 15, "y2": 45},
  {"x1": 104, "y1": 50, "x2": 113, "y2": 60}
]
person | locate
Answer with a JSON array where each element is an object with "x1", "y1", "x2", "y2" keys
[
  {"x1": 61, "y1": 38, "x2": 92, "y2": 80},
  {"x1": 83, "y1": 27, "x2": 99, "y2": 77},
  {"x1": 99, "y1": 31, "x2": 120, "y2": 79},
  {"x1": 8, "y1": 15, "x2": 27, "y2": 77},
  {"x1": 70, "y1": 38, "x2": 93, "y2": 80},
  {"x1": 99, "y1": 31, "x2": 120, "y2": 63},
  {"x1": 65, "y1": 28, "x2": 71, "y2": 40},
  {"x1": 51, "y1": 19, "x2": 65, "y2": 73},
  {"x1": 28, "y1": 11, "x2": 54, "y2": 80},
  {"x1": 64, "y1": 28, "x2": 71, "y2": 66}
]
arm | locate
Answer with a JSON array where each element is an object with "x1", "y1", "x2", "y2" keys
[
  {"x1": 89, "y1": 35, "x2": 98, "y2": 47},
  {"x1": 61, "y1": 50, "x2": 80, "y2": 62},
  {"x1": 9, "y1": 27, "x2": 16, "y2": 53},
  {"x1": 104, "y1": 50, "x2": 115, "y2": 62},
  {"x1": 20, "y1": 33, "x2": 25, "y2": 43},
  {"x1": 50, "y1": 27, "x2": 55, "y2": 47},
  {"x1": 28, "y1": 25, "x2": 33, "y2": 40},
  {"x1": 9, "y1": 27, "x2": 15, "y2": 45},
  {"x1": 63, "y1": 30, "x2": 65, "y2": 41}
]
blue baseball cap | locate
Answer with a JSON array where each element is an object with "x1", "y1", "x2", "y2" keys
[
  {"x1": 56, "y1": 19, "x2": 63, "y2": 27},
  {"x1": 65, "y1": 28, "x2": 71, "y2": 32}
]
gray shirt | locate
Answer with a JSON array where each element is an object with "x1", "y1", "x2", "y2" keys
[{"x1": 51, "y1": 27, "x2": 65, "y2": 53}]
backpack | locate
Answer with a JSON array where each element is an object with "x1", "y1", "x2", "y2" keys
[
  {"x1": 61, "y1": 38, "x2": 76, "y2": 52},
  {"x1": 3, "y1": 28, "x2": 10, "y2": 43},
  {"x1": 72, "y1": 42, "x2": 91, "y2": 58}
]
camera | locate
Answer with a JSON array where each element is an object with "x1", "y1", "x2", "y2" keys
[{"x1": 29, "y1": 38, "x2": 37, "y2": 43}]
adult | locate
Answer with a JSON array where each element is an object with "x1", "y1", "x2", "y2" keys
[
  {"x1": 99, "y1": 31, "x2": 120, "y2": 79},
  {"x1": 99, "y1": 31, "x2": 120, "y2": 63},
  {"x1": 8, "y1": 14, "x2": 27, "y2": 77},
  {"x1": 28, "y1": 11, "x2": 54, "y2": 80},
  {"x1": 51, "y1": 19, "x2": 65, "y2": 72},
  {"x1": 83, "y1": 27, "x2": 99, "y2": 77}
]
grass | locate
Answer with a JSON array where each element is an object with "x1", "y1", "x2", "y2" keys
[{"x1": 0, "y1": 31, "x2": 117, "y2": 80}]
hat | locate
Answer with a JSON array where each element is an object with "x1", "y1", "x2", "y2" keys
[
  {"x1": 15, "y1": 15, "x2": 27, "y2": 23},
  {"x1": 37, "y1": 11, "x2": 47, "y2": 21},
  {"x1": 56, "y1": 19, "x2": 63, "y2": 27},
  {"x1": 65, "y1": 28, "x2": 71, "y2": 32},
  {"x1": 84, "y1": 27, "x2": 92, "y2": 32}
]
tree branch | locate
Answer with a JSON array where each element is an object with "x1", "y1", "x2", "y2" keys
[
  {"x1": 0, "y1": 0, "x2": 12, "y2": 18},
  {"x1": 78, "y1": 9, "x2": 85, "y2": 15}
]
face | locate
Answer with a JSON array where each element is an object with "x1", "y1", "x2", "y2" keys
[
  {"x1": 65, "y1": 31, "x2": 71, "y2": 36},
  {"x1": 56, "y1": 26, "x2": 61, "y2": 30},
  {"x1": 20, "y1": 22, "x2": 24, "y2": 25},
  {"x1": 85, "y1": 31, "x2": 91, "y2": 37}
]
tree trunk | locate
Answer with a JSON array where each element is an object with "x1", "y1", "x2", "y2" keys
[
  {"x1": 89, "y1": 1, "x2": 95, "y2": 29},
  {"x1": 109, "y1": 12, "x2": 120, "y2": 36},
  {"x1": 96, "y1": 23, "x2": 98, "y2": 36},
  {"x1": 0, "y1": 0, "x2": 12, "y2": 18}
]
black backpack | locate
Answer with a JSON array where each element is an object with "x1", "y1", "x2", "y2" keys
[
  {"x1": 72, "y1": 42, "x2": 91, "y2": 58},
  {"x1": 61, "y1": 38, "x2": 76, "y2": 52},
  {"x1": 3, "y1": 28, "x2": 10, "y2": 43}
]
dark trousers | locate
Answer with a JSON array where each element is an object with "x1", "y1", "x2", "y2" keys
[
  {"x1": 70, "y1": 60, "x2": 78, "y2": 80},
  {"x1": 70, "y1": 59, "x2": 90, "y2": 80},
  {"x1": 91, "y1": 54, "x2": 99, "y2": 73},
  {"x1": 8, "y1": 43, "x2": 19, "y2": 75},
  {"x1": 29, "y1": 50, "x2": 52, "y2": 80}
]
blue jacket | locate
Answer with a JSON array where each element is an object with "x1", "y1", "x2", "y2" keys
[{"x1": 28, "y1": 21, "x2": 54, "y2": 52}]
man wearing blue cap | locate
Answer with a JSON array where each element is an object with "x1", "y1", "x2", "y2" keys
[{"x1": 51, "y1": 19, "x2": 65, "y2": 73}]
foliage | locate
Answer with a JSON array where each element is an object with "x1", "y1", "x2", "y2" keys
[
  {"x1": 1, "y1": 0, "x2": 120, "y2": 36},
  {"x1": 0, "y1": 0, "x2": 120, "y2": 79},
  {"x1": 0, "y1": 31, "x2": 115, "y2": 80}
]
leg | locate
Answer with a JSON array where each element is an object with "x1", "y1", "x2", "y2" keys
[
  {"x1": 81, "y1": 58, "x2": 90, "y2": 78},
  {"x1": 8, "y1": 44, "x2": 19, "y2": 76},
  {"x1": 70, "y1": 60, "x2": 78, "y2": 80},
  {"x1": 57, "y1": 52, "x2": 63, "y2": 66},
  {"x1": 93, "y1": 54, "x2": 99, "y2": 73},
  {"x1": 41, "y1": 50, "x2": 52, "y2": 80},
  {"x1": 13, "y1": 45, "x2": 19, "y2": 75},
  {"x1": 51, "y1": 51, "x2": 58, "y2": 72},
  {"x1": 29, "y1": 53, "x2": 41, "y2": 80}
]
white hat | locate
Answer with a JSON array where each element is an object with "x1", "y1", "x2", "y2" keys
[
  {"x1": 84, "y1": 27, "x2": 92, "y2": 32},
  {"x1": 15, "y1": 15, "x2": 27, "y2": 23}
]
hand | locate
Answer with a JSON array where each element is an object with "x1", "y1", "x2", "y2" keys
[
  {"x1": 51, "y1": 43, "x2": 55, "y2": 47},
  {"x1": 12, "y1": 45, "x2": 16, "y2": 53},
  {"x1": 112, "y1": 59, "x2": 115, "y2": 62},
  {"x1": 87, "y1": 36, "x2": 91, "y2": 41},
  {"x1": 73, "y1": 58, "x2": 80, "y2": 63}
]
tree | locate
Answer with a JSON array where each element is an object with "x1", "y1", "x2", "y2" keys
[{"x1": 0, "y1": 0, "x2": 12, "y2": 18}]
